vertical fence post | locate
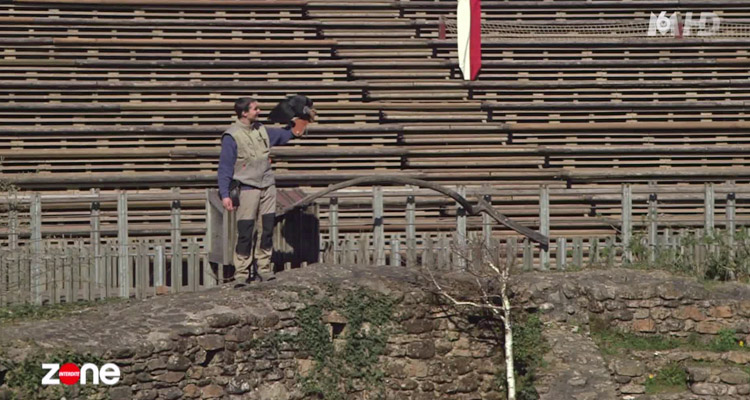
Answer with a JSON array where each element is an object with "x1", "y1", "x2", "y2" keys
[
  {"x1": 648, "y1": 193, "x2": 658, "y2": 262},
  {"x1": 171, "y1": 187, "x2": 182, "y2": 292},
  {"x1": 30, "y1": 193, "x2": 42, "y2": 304},
  {"x1": 188, "y1": 238, "x2": 199, "y2": 292},
  {"x1": 406, "y1": 195, "x2": 416, "y2": 268},
  {"x1": 390, "y1": 236, "x2": 401, "y2": 267},
  {"x1": 727, "y1": 192, "x2": 736, "y2": 255},
  {"x1": 522, "y1": 238, "x2": 532, "y2": 270},
  {"x1": 621, "y1": 184, "x2": 632, "y2": 264},
  {"x1": 329, "y1": 197, "x2": 339, "y2": 264},
  {"x1": 90, "y1": 197, "x2": 101, "y2": 299},
  {"x1": 539, "y1": 185, "x2": 550, "y2": 270},
  {"x1": 506, "y1": 237, "x2": 517, "y2": 269},
  {"x1": 704, "y1": 183, "x2": 715, "y2": 236},
  {"x1": 373, "y1": 186, "x2": 385, "y2": 265},
  {"x1": 155, "y1": 244, "x2": 165, "y2": 294},
  {"x1": 482, "y1": 194, "x2": 492, "y2": 248},
  {"x1": 573, "y1": 238, "x2": 583, "y2": 268},
  {"x1": 117, "y1": 190, "x2": 129, "y2": 298},
  {"x1": 8, "y1": 195, "x2": 18, "y2": 251},
  {"x1": 556, "y1": 237, "x2": 566, "y2": 270},
  {"x1": 456, "y1": 186, "x2": 466, "y2": 268}
]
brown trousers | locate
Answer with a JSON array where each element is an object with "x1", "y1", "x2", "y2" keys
[{"x1": 233, "y1": 185, "x2": 276, "y2": 280}]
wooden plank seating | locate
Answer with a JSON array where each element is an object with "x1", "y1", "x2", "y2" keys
[{"x1": 4, "y1": 0, "x2": 750, "y2": 255}]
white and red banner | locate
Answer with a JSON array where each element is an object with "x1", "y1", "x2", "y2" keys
[{"x1": 457, "y1": 0, "x2": 481, "y2": 80}]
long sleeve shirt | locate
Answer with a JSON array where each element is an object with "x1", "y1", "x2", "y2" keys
[{"x1": 217, "y1": 123, "x2": 295, "y2": 199}]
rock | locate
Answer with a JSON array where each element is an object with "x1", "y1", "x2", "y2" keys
[
  {"x1": 266, "y1": 370, "x2": 284, "y2": 381},
  {"x1": 650, "y1": 307, "x2": 671, "y2": 320},
  {"x1": 403, "y1": 319, "x2": 434, "y2": 334},
  {"x1": 456, "y1": 373, "x2": 479, "y2": 393},
  {"x1": 613, "y1": 360, "x2": 644, "y2": 377},
  {"x1": 620, "y1": 384, "x2": 645, "y2": 394},
  {"x1": 196, "y1": 335, "x2": 225, "y2": 351},
  {"x1": 400, "y1": 379, "x2": 419, "y2": 390},
  {"x1": 568, "y1": 376, "x2": 587, "y2": 387},
  {"x1": 183, "y1": 384, "x2": 200, "y2": 398},
  {"x1": 134, "y1": 389, "x2": 157, "y2": 400},
  {"x1": 146, "y1": 358, "x2": 167, "y2": 371},
  {"x1": 406, "y1": 340, "x2": 436, "y2": 359},
  {"x1": 156, "y1": 371, "x2": 184, "y2": 383},
  {"x1": 738, "y1": 300, "x2": 750, "y2": 317},
  {"x1": 405, "y1": 360, "x2": 429, "y2": 378},
  {"x1": 686, "y1": 366, "x2": 710, "y2": 382},
  {"x1": 201, "y1": 384, "x2": 225, "y2": 399},
  {"x1": 227, "y1": 374, "x2": 258, "y2": 394},
  {"x1": 720, "y1": 370, "x2": 749, "y2": 385},
  {"x1": 591, "y1": 285, "x2": 616, "y2": 301},
  {"x1": 691, "y1": 382, "x2": 729, "y2": 396},
  {"x1": 111, "y1": 347, "x2": 136, "y2": 359},
  {"x1": 135, "y1": 343, "x2": 155, "y2": 358},
  {"x1": 673, "y1": 306, "x2": 706, "y2": 321},
  {"x1": 177, "y1": 325, "x2": 205, "y2": 337},
  {"x1": 188, "y1": 366, "x2": 203, "y2": 379},
  {"x1": 109, "y1": 386, "x2": 133, "y2": 400},
  {"x1": 737, "y1": 384, "x2": 750, "y2": 395},
  {"x1": 633, "y1": 309, "x2": 650, "y2": 319},
  {"x1": 254, "y1": 382, "x2": 289, "y2": 400},
  {"x1": 696, "y1": 321, "x2": 723, "y2": 334},
  {"x1": 725, "y1": 351, "x2": 750, "y2": 364},
  {"x1": 154, "y1": 339, "x2": 174, "y2": 353},
  {"x1": 448, "y1": 357, "x2": 473, "y2": 375},
  {"x1": 161, "y1": 387, "x2": 183, "y2": 400},
  {"x1": 614, "y1": 375, "x2": 632, "y2": 384},
  {"x1": 659, "y1": 286, "x2": 683, "y2": 300},
  {"x1": 207, "y1": 313, "x2": 241, "y2": 328},
  {"x1": 166, "y1": 354, "x2": 191, "y2": 371},
  {"x1": 632, "y1": 319, "x2": 656, "y2": 333},
  {"x1": 710, "y1": 305, "x2": 733, "y2": 319}
]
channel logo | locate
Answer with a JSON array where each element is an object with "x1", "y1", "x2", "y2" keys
[{"x1": 41, "y1": 363, "x2": 120, "y2": 385}]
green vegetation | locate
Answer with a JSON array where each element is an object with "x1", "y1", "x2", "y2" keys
[
  {"x1": 241, "y1": 286, "x2": 396, "y2": 400},
  {"x1": 495, "y1": 313, "x2": 549, "y2": 400},
  {"x1": 0, "y1": 298, "x2": 123, "y2": 325},
  {"x1": 297, "y1": 288, "x2": 396, "y2": 399},
  {"x1": 591, "y1": 318, "x2": 747, "y2": 355},
  {"x1": 645, "y1": 362, "x2": 688, "y2": 394},
  {"x1": 627, "y1": 228, "x2": 750, "y2": 282},
  {"x1": 590, "y1": 317, "x2": 682, "y2": 356}
]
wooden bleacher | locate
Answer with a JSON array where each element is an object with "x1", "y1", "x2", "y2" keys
[{"x1": 2, "y1": 0, "x2": 750, "y2": 244}]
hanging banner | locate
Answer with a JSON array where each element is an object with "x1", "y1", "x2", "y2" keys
[{"x1": 457, "y1": 0, "x2": 481, "y2": 80}]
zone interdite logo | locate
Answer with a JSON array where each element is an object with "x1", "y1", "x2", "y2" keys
[
  {"x1": 648, "y1": 11, "x2": 721, "y2": 37},
  {"x1": 42, "y1": 363, "x2": 120, "y2": 386}
]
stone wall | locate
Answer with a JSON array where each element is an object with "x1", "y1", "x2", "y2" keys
[
  {"x1": 517, "y1": 269, "x2": 750, "y2": 398},
  {"x1": 0, "y1": 265, "x2": 508, "y2": 400},
  {"x1": 3, "y1": 266, "x2": 750, "y2": 399},
  {"x1": 518, "y1": 269, "x2": 750, "y2": 341}
]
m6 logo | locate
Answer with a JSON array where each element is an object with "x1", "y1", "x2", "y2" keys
[
  {"x1": 648, "y1": 11, "x2": 721, "y2": 37},
  {"x1": 41, "y1": 363, "x2": 120, "y2": 385}
]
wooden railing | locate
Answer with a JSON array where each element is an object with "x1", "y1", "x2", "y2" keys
[{"x1": 2, "y1": 181, "x2": 749, "y2": 305}]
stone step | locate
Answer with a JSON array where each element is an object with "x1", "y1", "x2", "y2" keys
[{"x1": 537, "y1": 325, "x2": 619, "y2": 400}]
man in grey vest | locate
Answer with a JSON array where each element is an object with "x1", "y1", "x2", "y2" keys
[{"x1": 217, "y1": 97, "x2": 312, "y2": 285}]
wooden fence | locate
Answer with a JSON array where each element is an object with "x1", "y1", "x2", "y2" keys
[
  {"x1": 0, "y1": 238, "x2": 216, "y2": 307},
  {"x1": 1, "y1": 182, "x2": 749, "y2": 306}
]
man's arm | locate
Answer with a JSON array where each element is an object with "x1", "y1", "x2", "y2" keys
[
  {"x1": 217, "y1": 134, "x2": 237, "y2": 199},
  {"x1": 266, "y1": 126, "x2": 295, "y2": 147}
]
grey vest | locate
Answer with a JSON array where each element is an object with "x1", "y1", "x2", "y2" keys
[{"x1": 223, "y1": 121, "x2": 274, "y2": 188}]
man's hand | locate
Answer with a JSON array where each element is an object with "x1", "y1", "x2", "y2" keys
[
  {"x1": 291, "y1": 117, "x2": 310, "y2": 137},
  {"x1": 222, "y1": 197, "x2": 234, "y2": 211}
]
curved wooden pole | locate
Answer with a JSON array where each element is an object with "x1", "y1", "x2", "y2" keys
[{"x1": 281, "y1": 176, "x2": 549, "y2": 249}]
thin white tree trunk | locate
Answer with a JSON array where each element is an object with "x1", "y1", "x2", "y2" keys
[{"x1": 503, "y1": 291, "x2": 516, "y2": 400}]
